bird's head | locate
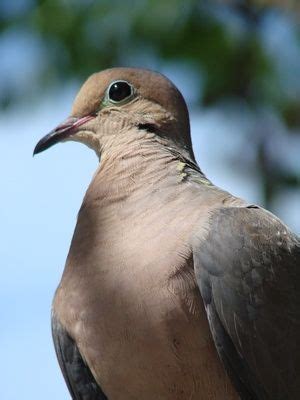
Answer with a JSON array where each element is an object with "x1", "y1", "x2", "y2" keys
[{"x1": 34, "y1": 68, "x2": 194, "y2": 161}]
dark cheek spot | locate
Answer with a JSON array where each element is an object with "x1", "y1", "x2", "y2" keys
[{"x1": 137, "y1": 123, "x2": 158, "y2": 133}]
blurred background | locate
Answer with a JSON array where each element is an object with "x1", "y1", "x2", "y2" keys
[{"x1": 1, "y1": 0, "x2": 299, "y2": 399}]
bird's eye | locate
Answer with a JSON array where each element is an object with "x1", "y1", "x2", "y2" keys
[{"x1": 107, "y1": 80, "x2": 134, "y2": 103}]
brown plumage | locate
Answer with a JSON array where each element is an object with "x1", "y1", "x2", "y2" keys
[{"x1": 34, "y1": 68, "x2": 300, "y2": 400}]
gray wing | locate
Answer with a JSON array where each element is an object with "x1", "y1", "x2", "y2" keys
[
  {"x1": 52, "y1": 315, "x2": 107, "y2": 400},
  {"x1": 193, "y1": 205, "x2": 300, "y2": 400}
]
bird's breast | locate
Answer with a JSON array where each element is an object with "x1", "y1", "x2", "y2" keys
[{"x1": 53, "y1": 198, "x2": 238, "y2": 399}]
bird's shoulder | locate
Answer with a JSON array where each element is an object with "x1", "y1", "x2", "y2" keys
[
  {"x1": 192, "y1": 203, "x2": 300, "y2": 399},
  {"x1": 194, "y1": 203, "x2": 299, "y2": 279}
]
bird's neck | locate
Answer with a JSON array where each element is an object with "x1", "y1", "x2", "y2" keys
[
  {"x1": 83, "y1": 132, "x2": 201, "y2": 208},
  {"x1": 83, "y1": 132, "x2": 206, "y2": 216}
]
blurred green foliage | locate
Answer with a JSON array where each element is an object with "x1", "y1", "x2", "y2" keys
[
  {"x1": 1, "y1": 0, "x2": 299, "y2": 208},
  {"x1": 1, "y1": 0, "x2": 298, "y2": 112}
]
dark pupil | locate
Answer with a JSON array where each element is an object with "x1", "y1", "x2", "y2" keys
[{"x1": 109, "y1": 81, "x2": 132, "y2": 102}]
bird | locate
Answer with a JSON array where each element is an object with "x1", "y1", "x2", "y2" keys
[{"x1": 34, "y1": 68, "x2": 300, "y2": 400}]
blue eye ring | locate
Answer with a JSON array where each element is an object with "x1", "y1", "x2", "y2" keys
[{"x1": 107, "y1": 80, "x2": 135, "y2": 104}]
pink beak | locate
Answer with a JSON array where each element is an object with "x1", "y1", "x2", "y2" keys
[{"x1": 33, "y1": 114, "x2": 95, "y2": 155}]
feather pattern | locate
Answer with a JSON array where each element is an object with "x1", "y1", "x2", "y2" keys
[{"x1": 193, "y1": 205, "x2": 300, "y2": 399}]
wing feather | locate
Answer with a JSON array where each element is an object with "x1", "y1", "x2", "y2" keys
[
  {"x1": 51, "y1": 314, "x2": 107, "y2": 400},
  {"x1": 193, "y1": 206, "x2": 300, "y2": 400}
]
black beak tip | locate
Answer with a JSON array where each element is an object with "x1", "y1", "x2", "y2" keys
[
  {"x1": 33, "y1": 139, "x2": 47, "y2": 156},
  {"x1": 32, "y1": 115, "x2": 95, "y2": 158},
  {"x1": 33, "y1": 130, "x2": 61, "y2": 157},
  {"x1": 33, "y1": 144, "x2": 40, "y2": 157}
]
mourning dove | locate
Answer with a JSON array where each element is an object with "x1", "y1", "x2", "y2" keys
[{"x1": 34, "y1": 68, "x2": 300, "y2": 400}]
